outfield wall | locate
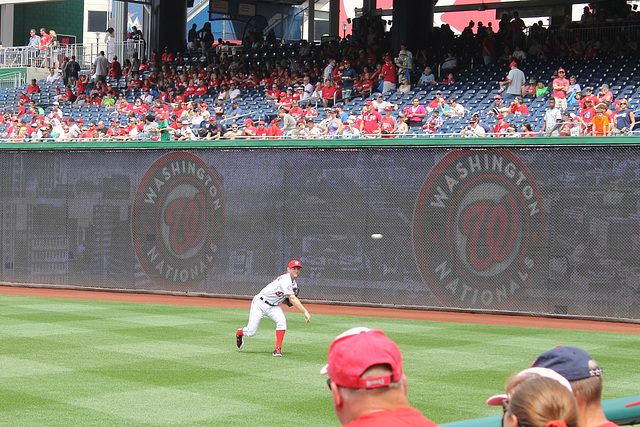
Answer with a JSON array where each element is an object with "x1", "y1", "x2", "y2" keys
[{"x1": 2, "y1": 138, "x2": 640, "y2": 322}]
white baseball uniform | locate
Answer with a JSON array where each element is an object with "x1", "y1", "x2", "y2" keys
[{"x1": 241, "y1": 273, "x2": 298, "y2": 337}]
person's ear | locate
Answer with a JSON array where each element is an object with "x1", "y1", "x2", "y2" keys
[
  {"x1": 401, "y1": 373, "x2": 408, "y2": 395},
  {"x1": 330, "y1": 381, "x2": 343, "y2": 411},
  {"x1": 504, "y1": 413, "x2": 519, "y2": 427}
]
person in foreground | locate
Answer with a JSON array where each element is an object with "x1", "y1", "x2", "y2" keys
[
  {"x1": 236, "y1": 259, "x2": 310, "y2": 356},
  {"x1": 321, "y1": 327, "x2": 439, "y2": 426},
  {"x1": 503, "y1": 375, "x2": 579, "y2": 427},
  {"x1": 532, "y1": 346, "x2": 618, "y2": 427}
]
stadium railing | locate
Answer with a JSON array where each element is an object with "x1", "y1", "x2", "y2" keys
[{"x1": 0, "y1": 41, "x2": 144, "y2": 71}]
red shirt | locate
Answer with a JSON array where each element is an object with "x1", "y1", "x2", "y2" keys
[
  {"x1": 381, "y1": 62, "x2": 396, "y2": 83},
  {"x1": 381, "y1": 116, "x2": 395, "y2": 132},
  {"x1": 510, "y1": 104, "x2": 529, "y2": 115},
  {"x1": 580, "y1": 107, "x2": 596, "y2": 123},
  {"x1": 39, "y1": 34, "x2": 51, "y2": 50},
  {"x1": 266, "y1": 125, "x2": 283, "y2": 137},
  {"x1": 344, "y1": 407, "x2": 438, "y2": 427},
  {"x1": 106, "y1": 127, "x2": 125, "y2": 137},
  {"x1": 493, "y1": 121, "x2": 509, "y2": 136},
  {"x1": 266, "y1": 89, "x2": 281, "y2": 99},
  {"x1": 255, "y1": 127, "x2": 268, "y2": 138},
  {"x1": 321, "y1": 86, "x2": 337, "y2": 100},
  {"x1": 552, "y1": 77, "x2": 570, "y2": 98},
  {"x1": 361, "y1": 110, "x2": 382, "y2": 134},
  {"x1": 289, "y1": 106, "x2": 303, "y2": 118}
]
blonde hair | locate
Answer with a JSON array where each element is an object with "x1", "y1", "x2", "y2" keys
[{"x1": 506, "y1": 376, "x2": 579, "y2": 427}]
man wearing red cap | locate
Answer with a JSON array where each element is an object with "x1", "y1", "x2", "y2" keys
[
  {"x1": 493, "y1": 114, "x2": 510, "y2": 137},
  {"x1": 236, "y1": 260, "x2": 310, "y2": 356},
  {"x1": 360, "y1": 101, "x2": 382, "y2": 135},
  {"x1": 553, "y1": 68, "x2": 570, "y2": 110},
  {"x1": 321, "y1": 327, "x2": 438, "y2": 426},
  {"x1": 380, "y1": 55, "x2": 397, "y2": 94},
  {"x1": 499, "y1": 61, "x2": 525, "y2": 104}
]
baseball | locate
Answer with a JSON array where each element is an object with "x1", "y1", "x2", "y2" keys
[{"x1": 371, "y1": 233, "x2": 383, "y2": 240}]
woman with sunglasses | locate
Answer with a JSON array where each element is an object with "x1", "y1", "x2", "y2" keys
[{"x1": 613, "y1": 98, "x2": 635, "y2": 135}]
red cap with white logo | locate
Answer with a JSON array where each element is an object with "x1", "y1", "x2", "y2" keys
[
  {"x1": 288, "y1": 259, "x2": 302, "y2": 269},
  {"x1": 320, "y1": 327, "x2": 403, "y2": 389}
]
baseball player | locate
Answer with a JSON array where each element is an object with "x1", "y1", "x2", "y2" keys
[{"x1": 236, "y1": 259, "x2": 311, "y2": 356}]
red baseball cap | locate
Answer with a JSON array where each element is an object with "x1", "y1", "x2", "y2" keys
[
  {"x1": 365, "y1": 100, "x2": 373, "y2": 106},
  {"x1": 509, "y1": 61, "x2": 517, "y2": 67},
  {"x1": 288, "y1": 259, "x2": 302, "y2": 269},
  {"x1": 496, "y1": 113, "x2": 504, "y2": 119},
  {"x1": 384, "y1": 106, "x2": 392, "y2": 111},
  {"x1": 320, "y1": 327, "x2": 402, "y2": 389},
  {"x1": 558, "y1": 68, "x2": 565, "y2": 73}
]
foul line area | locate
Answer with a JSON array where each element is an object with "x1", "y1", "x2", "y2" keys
[{"x1": 0, "y1": 285, "x2": 637, "y2": 334}]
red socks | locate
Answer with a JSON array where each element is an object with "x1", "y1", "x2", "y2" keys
[{"x1": 275, "y1": 329, "x2": 285, "y2": 348}]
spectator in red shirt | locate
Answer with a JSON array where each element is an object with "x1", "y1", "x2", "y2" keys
[
  {"x1": 267, "y1": 119, "x2": 283, "y2": 138},
  {"x1": 508, "y1": 96, "x2": 530, "y2": 115},
  {"x1": 380, "y1": 55, "x2": 397, "y2": 94},
  {"x1": 441, "y1": 72, "x2": 455, "y2": 84},
  {"x1": 360, "y1": 101, "x2": 382, "y2": 135},
  {"x1": 493, "y1": 114, "x2": 510, "y2": 136},
  {"x1": 321, "y1": 80, "x2": 337, "y2": 108},
  {"x1": 552, "y1": 68, "x2": 570, "y2": 110},
  {"x1": 520, "y1": 122, "x2": 537, "y2": 137},
  {"x1": 255, "y1": 120, "x2": 268, "y2": 138},
  {"x1": 109, "y1": 56, "x2": 122, "y2": 79},
  {"x1": 26, "y1": 79, "x2": 40, "y2": 94},
  {"x1": 597, "y1": 84, "x2": 614, "y2": 105},
  {"x1": 161, "y1": 47, "x2": 174, "y2": 65},
  {"x1": 581, "y1": 87, "x2": 599, "y2": 106}
]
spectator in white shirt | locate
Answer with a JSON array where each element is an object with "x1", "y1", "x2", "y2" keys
[{"x1": 46, "y1": 68, "x2": 61, "y2": 84}]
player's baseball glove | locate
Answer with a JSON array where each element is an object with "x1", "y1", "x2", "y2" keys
[{"x1": 283, "y1": 288, "x2": 300, "y2": 307}]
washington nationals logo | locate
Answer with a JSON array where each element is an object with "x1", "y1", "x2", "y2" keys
[
  {"x1": 413, "y1": 150, "x2": 545, "y2": 308},
  {"x1": 132, "y1": 152, "x2": 225, "y2": 288}
]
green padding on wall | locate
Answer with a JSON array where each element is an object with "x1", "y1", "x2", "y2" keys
[
  {"x1": 2, "y1": 136, "x2": 640, "y2": 150},
  {"x1": 440, "y1": 395, "x2": 640, "y2": 427}
]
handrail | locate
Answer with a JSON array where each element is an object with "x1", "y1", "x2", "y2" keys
[
  {"x1": 0, "y1": 72, "x2": 26, "y2": 89},
  {"x1": 0, "y1": 41, "x2": 144, "y2": 71}
]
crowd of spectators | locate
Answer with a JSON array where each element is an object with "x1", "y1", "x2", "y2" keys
[{"x1": 1, "y1": 7, "x2": 640, "y2": 142}]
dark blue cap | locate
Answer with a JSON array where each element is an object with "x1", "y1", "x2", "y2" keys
[{"x1": 532, "y1": 346, "x2": 603, "y2": 381}]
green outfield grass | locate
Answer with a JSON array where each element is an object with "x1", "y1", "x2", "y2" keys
[{"x1": 0, "y1": 294, "x2": 638, "y2": 427}]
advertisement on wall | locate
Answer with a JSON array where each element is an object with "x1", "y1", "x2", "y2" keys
[{"x1": 0, "y1": 147, "x2": 637, "y2": 321}]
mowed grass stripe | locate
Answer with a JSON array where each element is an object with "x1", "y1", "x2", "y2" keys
[{"x1": 0, "y1": 294, "x2": 638, "y2": 427}]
